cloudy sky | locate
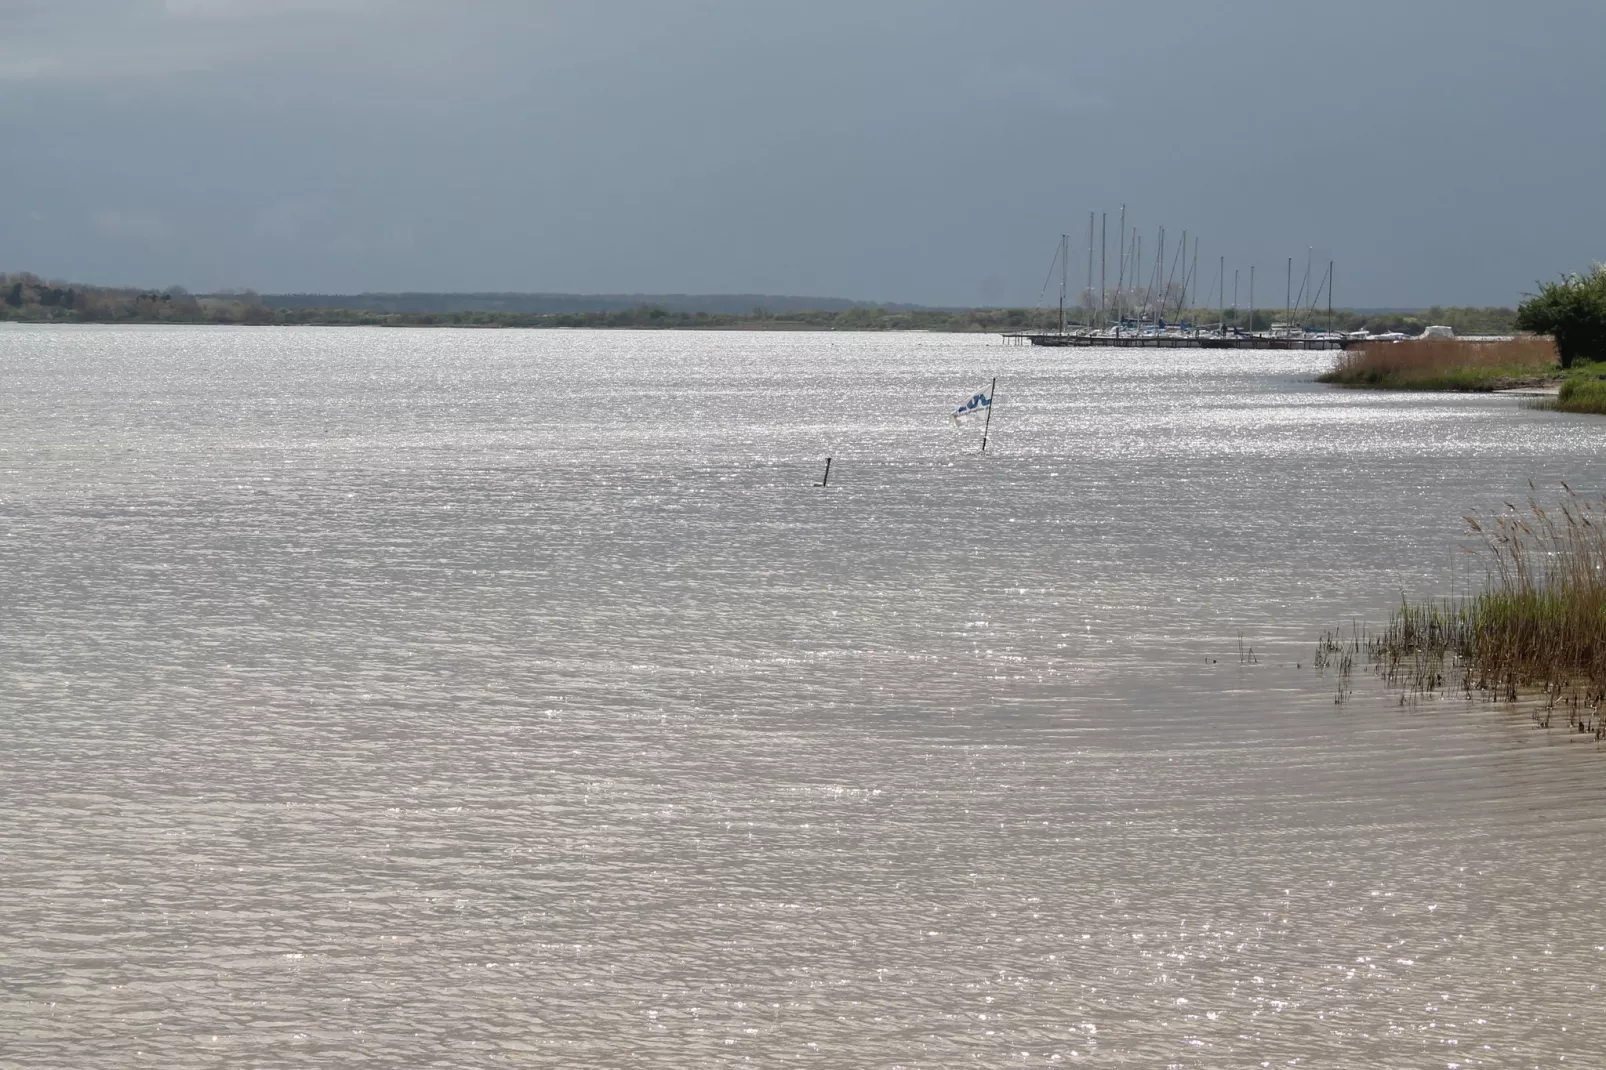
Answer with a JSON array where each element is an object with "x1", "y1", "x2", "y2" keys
[{"x1": 1, "y1": 0, "x2": 1601, "y2": 306}]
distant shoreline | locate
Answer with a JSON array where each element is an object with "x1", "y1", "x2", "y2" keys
[
  {"x1": 0, "y1": 317, "x2": 971, "y2": 333},
  {"x1": 2, "y1": 271, "x2": 1519, "y2": 336}
]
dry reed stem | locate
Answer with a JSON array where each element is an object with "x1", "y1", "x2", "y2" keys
[{"x1": 1328, "y1": 336, "x2": 1557, "y2": 379}]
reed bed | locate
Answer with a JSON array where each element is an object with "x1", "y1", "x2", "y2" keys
[
  {"x1": 1327, "y1": 489, "x2": 1606, "y2": 737},
  {"x1": 1319, "y1": 336, "x2": 1558, "y2": 390}
]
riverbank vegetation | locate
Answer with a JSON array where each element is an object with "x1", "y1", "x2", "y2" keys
[
  {"x1": 0, "y1": 272, "x2": 1047, "y2": 330},
  {"x1": 1331, "y1": 491, "x2": 1606, "y2": 735},
  {"x1": 1544, "y1": 361, "x2": 1606, "y2": 414},
  {"x1": 1317, "y1": 337, "x2": 1558, "y2": 390},
  {"x1": 1317, "y1": 267, "x2": 1605, "y2": 395},
  {"x1": 1514, "y1": 264, "x2": 1606, "y2": 368}
]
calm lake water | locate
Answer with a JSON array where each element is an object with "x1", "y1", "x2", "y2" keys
[{"x1": 2, "y1": 324, "x2": 1604, "y2": 1068}]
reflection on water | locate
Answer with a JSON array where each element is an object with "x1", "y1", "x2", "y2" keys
[{"x1": 2, "y1": 324, "x2": 1604, "y2": 1067}]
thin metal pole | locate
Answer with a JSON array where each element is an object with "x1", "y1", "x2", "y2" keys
[
  {"x1": 1116, "y1": 204, "x2": 1126, "y2": 327},
  {"x1": 1178, "y1": 238, "x2": 1188, "y2": 320},
  {"x1": 1162, "y1": 229, "x2": 1182, "y2": 323},
  {"x1": 1157, "y1": 228, "x2": 1164, "y2": 322},
  {"x1": 1135, "y1": 231, "x2": 1145, "y2": 324},
  {"x1": 1174, "y1": 230, "x2": 1187, "y2": 320},
  {"x1": 1219, "y1": 255, "x2": 1225, "y2": 333},
  {"x1": 1059, "y1": 233, "x2": 1067, "y2": 335},
  {"x1": 1183, "y1": 236, "x2": 1194, "y2": 320},
  {"x1": 1133, "y1": 233, "x2": 1142, "y2": 325},
  {"x1": 818, "y1": 457, "x2": 831, "y2": 487},
  {"x1": 1132, "y1": 229, "x2": 1140, "y2": 324},
  {"x1": 1099, "y1": 212, "x2": 1107, "y2": 330},
  {"x1": 1086, "y1": 212, "x2": 1094, "y2": 325},
  {"x1": 1304, "y1": 247, "x2": 1312, "y2": 327},
  {"x1": 1328, "y1": 260, "x2": 1334, "y2": 334},
  {"x1": 1233, "y1": 269, "x2": 1239, "y2": 329},
  {"x1": 1191, "y1": 238, "x2": 1199, "y2": 321},
  {"x1": 1124, "y1": 236, "x2": 1137, "y2": 327},
  {"x1": 980, "y1": 377, "x2": 997, "y2": 453},
  {"x1": 1286, "y1": 257, "x2": 1292, "y2": 333},
  {"x1": 1175, "y1": 232, "x2": 1186, "y2": 318},
  {"x1": 1249, "y1": 265, "x2": 1255, "y2": 335},
  {"x1": 1162, "y1": 226, "x2": 1175, "y2": 322},
  {"x1": 1140, "y1": 229, "x2": 1156, "y2": 325}
]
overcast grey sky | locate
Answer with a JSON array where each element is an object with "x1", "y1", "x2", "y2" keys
[{"x1": 1, "y1": 0, "x2": 1601, "y2": 306}]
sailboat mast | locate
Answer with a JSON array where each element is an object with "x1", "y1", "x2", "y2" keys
[
  {"x1": 1099, "y1": 212, "x2": 1107, "y2": 330},
  {"x1": 1116, "y1": 204, "x2": 1126, "y2": 327},
  {"x1": 1132, "y1": 229, "x2": 1140, "y2": 323},
  {"x1": 1139, "y1": 230, "x2": 1151, "y2": 323},
  {"x1": 1152, "y1": 227, "x2": 1164, "y2": 324},
  {"x1": 1085, "y1": 210, "x2": 1098, "y2": 322},
  {"x1": 1058, "y1": 233, "x2": 1067, "y2": 335},
  {"x1": 1191, "y1": 239, "x2": 1199, "y2": 322},
  {"x1": 1132, "y1": 232, "x2": 1141, "y2": 325},
  {"x1": 1219, "y1": 255, "x2": 1225, "y2": 333},
  {"x1": 1286, "y1": 257, "x2": 1292, "y2": 334},
  {"x1": 1249, "y1": 265, "x2": 1255, "y2": 336},
  {"x1": 1297, "y1": 247, "x2": 1310, "y2": 327},
  {"x1": 1086, "y1": 213, "x2": 1094, "y2": 328},
  {"x1": 1182, "y1": 232, "x2": 1192, "y2": 318},
  {"x1": 1173, "y1": 230, "x2": 1186, "y2": 321}
]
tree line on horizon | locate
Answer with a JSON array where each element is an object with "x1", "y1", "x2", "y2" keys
[{"x1": 0, "y1": 270, "x2": 1522, "y2": 336}]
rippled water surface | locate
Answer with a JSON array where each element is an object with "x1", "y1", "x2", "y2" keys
[{"x1": 3, "y1": 325, "x2": 1605, "y2": 1068}]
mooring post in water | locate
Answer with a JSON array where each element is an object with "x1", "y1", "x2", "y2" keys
[
  {"x1": 817, "y1": 457, "x2": 831, "y2": 487},
  {"x1": 980, "y1": 377, "x2": 997, "y2": 454}
]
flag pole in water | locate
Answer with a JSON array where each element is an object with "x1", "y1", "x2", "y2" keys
[{"x1": 980, "y1": 377, "x2": 997, "y2": 454}]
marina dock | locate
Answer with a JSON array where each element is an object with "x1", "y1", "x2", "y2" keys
[{"x1": 1004, "y1": 331, "x2": 1353, "y2": 350}]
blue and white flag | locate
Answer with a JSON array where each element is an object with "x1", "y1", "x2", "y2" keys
[{"x1": 952, "y1": 387, "x2": 992, "y2": 422}]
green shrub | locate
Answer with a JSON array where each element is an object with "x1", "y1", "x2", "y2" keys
[{"x1": 1516, "y1": 264, "x2": 1606, "y2": 368}]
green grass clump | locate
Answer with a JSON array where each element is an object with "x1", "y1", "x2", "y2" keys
[
  {"x1": 1353, "y1": 491, "x2": 1606, "y2": 730},
  {"x1": 1322, "y1": 367, "x2": 1524, "y2": 390},
  {"x1": 1555, "y1": 378, "x2": 1606, "y2": 414},
  {"x1": 1553, "y1": 362, "x2": 1606, "y2": 414}
]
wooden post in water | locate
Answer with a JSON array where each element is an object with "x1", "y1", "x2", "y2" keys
[
  {"x1": 818, "y1": 457, "x2": 832, "y2": 487},
  {"x1": 980, "y1": 378, "x2": 997, "y2": 454}
]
